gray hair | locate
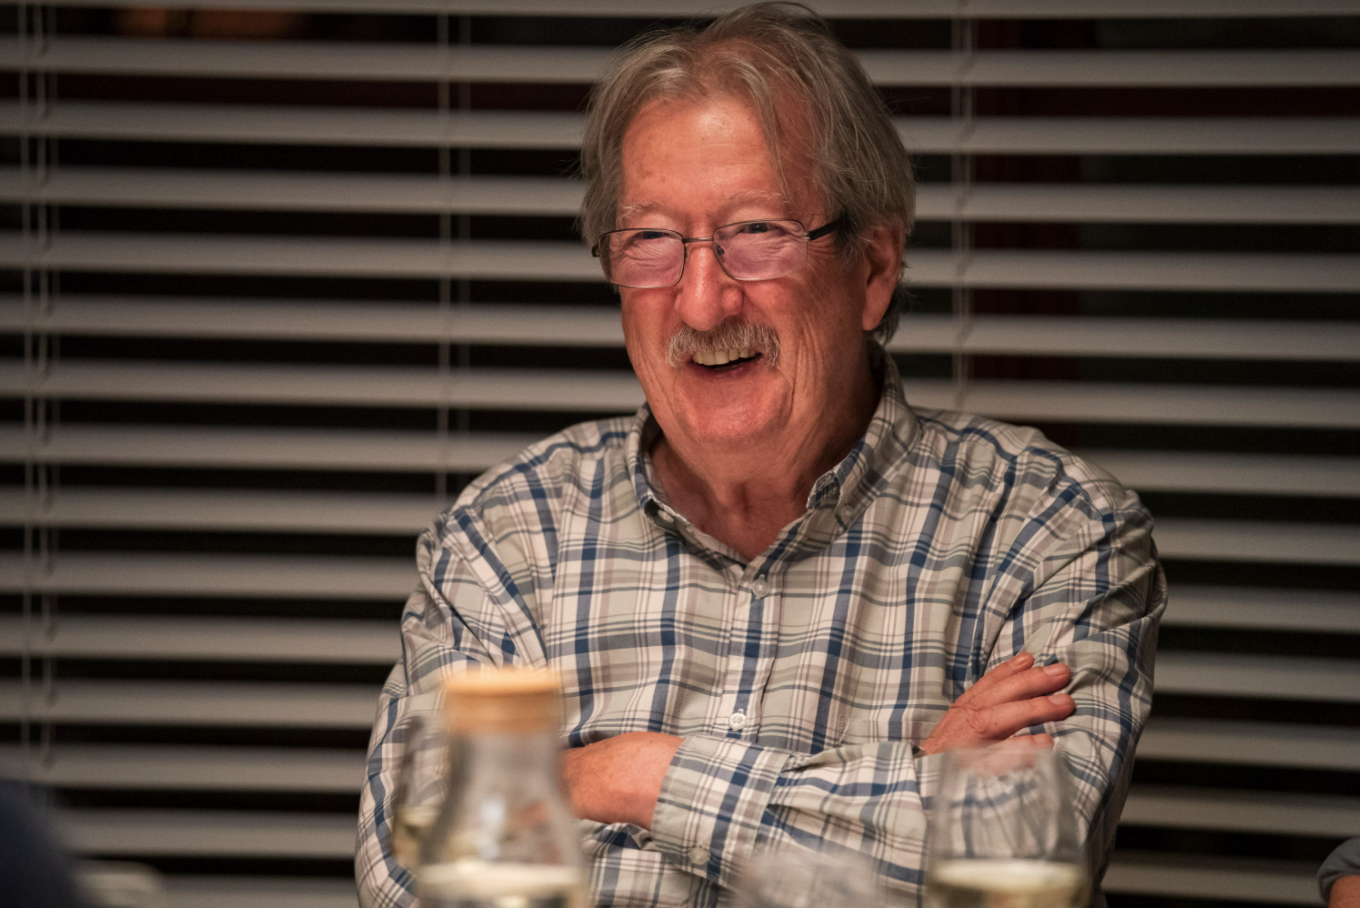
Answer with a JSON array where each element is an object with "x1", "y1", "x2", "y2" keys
[{"x1": 579, "y1": 2, "x2": 914, "y2": 344}]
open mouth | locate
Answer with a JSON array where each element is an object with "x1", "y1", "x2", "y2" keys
[{"x1": 692, "y1": 347, "x2": 760, "y2": 369}]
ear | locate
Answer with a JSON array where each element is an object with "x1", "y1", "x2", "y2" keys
[{"x1": 859, "y1": 222, "x2": 905, "y2": 333}]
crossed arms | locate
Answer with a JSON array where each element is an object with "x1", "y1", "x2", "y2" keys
[{"x1": 562, "y1": 651, "x2": 1077, "y2": 829}]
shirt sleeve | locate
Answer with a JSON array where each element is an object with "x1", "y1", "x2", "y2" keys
[
  {"x1": 356, "y1": 517, "x2": 518, "y2": 908},
  {"x1": 1320, "y1": 837, "x2": 1360, "y2": 902},
  {"x1": 647, "y1": 468, "x2": 1166, "y2": 903}
]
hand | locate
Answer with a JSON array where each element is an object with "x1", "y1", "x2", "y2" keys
[
  {"x1": 559, "y1": 731, "x2": 682, "y2": 829},
  {"x1": 920, "y1": 652, "x2": 1075, "y2": 755}
]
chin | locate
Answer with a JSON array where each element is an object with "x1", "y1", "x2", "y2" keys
[{"x1": 677, "y1": 406, "x2": 783, "y2": 451}]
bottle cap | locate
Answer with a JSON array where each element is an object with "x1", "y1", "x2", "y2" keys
[{"x1": 442, "y1": 666, "x2": 563, "y2": 734}]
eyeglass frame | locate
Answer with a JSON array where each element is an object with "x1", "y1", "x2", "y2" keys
[{"x1": 591, "y1": 217, "x2": 845, "y2": 289}]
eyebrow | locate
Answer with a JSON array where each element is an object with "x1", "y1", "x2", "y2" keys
[{"x1": 618, "y1": 189, "x2": 793, "y2": 226}]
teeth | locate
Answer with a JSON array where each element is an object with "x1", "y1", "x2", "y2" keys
[{"x1": 694, "y1": 348, "x2": 755, "y2": 367}]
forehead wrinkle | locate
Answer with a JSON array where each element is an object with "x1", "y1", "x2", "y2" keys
[{"x1": 617, "y1": 189, "x2": 795, "y2": 228}]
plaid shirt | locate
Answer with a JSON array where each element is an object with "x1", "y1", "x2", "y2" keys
[{"x1": 357, "y1": 357, "x2": 1165, "y2": 908}]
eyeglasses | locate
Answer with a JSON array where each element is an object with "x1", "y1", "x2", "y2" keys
[{"x1": 592, "y1": 218, "x2": 843, "y2": 289}]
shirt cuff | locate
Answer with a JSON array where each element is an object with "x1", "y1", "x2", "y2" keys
[{"x1": 649, "y1": 734, "x2": 792, "y2": 890}]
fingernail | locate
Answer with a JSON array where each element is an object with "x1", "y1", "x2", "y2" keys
[
  {"x1": 1049, "y1": 694, "x2": 1073, "y2": 706},
  {"x1": 1042, "y1": 663, "x2": 1067, "y2": 677},
  {"x1": 1013, "y1": 651, "x2": 1034, "y2": 665}
]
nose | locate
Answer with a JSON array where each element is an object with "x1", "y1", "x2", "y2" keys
[{"x1": 673, "y1": 240, "x2": 742, "y2": 332}]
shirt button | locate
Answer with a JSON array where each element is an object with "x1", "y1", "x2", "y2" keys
[
  {"x1": 751, "y1": 579, "x2": 771, "y2": 599},
  {"x1": 728, "y1": 709, "x2": 748, "y2": 731},
  {"x1": 689, "y1": 845, "x2": 710, "y2": 865}
]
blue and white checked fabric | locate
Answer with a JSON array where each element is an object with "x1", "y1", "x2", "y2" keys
[{"x1": 356, "y1": 357, "x2": 1165, "y2": 908}]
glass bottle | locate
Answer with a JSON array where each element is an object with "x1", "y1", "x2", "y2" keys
[{"x1": 415, "y1": 667, "x2": 585, "y2": 908}]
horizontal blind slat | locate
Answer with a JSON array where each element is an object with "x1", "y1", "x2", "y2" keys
[
  {"x1": 917, "y1": 381, "x2": 1360, "y2": 430},
  {"x1": 924, "y1": 117, "x2": 1360, "y2": 155},
  {"x1": 1121, "y1": 786, "x2": 1360, "y2": 837},
  {"x1": 0, "y1": 101, "x2": 586, "y2": 149},
  {"x1": 0, "y1": 38, "x2": 611, "y2": 83},
  {"x1": 15, "y1": 588, "x2": 1349, "y2": 663},
  {"x1": 1156, "y1": 651, "x2": 1360, "y2": 702},
  {"x1": 5, "y1": 638, "x2": 1356, "y2": 709},
  {"x1": 0, "y1": 361, "x2": 646, "y2": 411},
  {"x1": 5, "y1": 726, "x2": 1356, "y2": 797},
  {"x1": 0, "y1": 679, "x2": 378, "y2": 728},
  {"x1": 0, "y1": 295, "x2": 628, "y2": 345},
  {"x1": 31, "y1": 0, "x2": 1360, "y2": 19},
  {"x1": 6, "y1": 719, "x2": 1356, "y2": 795},
  {"x1": 6, "y1": 102, "x2": 1357, "y2": 155},
  {"x1": 162, "y1": 876, "x2": 359, "y2": 908},
  {"x1": 0, "y1": 425, "x2": 538, "y2": 472},
  {"x1": 51, "y1": 790, "x2": 1344, "y2": 857},
  {"x1": 3, "y1": 744, "x2": 366, "y2": 792},
  {"x1": 7, "y1": 296, "x2": 1358, "y2": 362},
  {"x1": 1163, "y1": 586, "x2": 1360, "y2": 634},
  {"x1": 0, "y1": 615, "x2": 400, "y2": 663},
  {"x1": 0, "y1": 234, "x2": 605, "y2": 282},
  {"x1": 0, "y1": 169, "x2": 586, "y2": 216},
  {"x1": 7, "y1": 235, "x2": 1360, "y2": 292},
  {"x1": 949, "y1": 249, "x2": 1360, "y2": 293},
  {"x1": 1154, "y1": 518, "x2": 1360, "y2": 565},
  {"x1": 9, "y1": 170, "x2": 1360, "y2": 226},
  {"x1": 1138, "y1": 717, "x2": 1360, "y2": 771},
  {"x1": 0, "y1": 552, "x2": 411, "y2": 599},
  {"x1": 1104, "y1": 853, "x2": 1322, "y2": 906},
  {"x1": 60, "y1": 809, "x2": 356, "y2": 858},
  {"x1": 919, "y1": 183, "x2": 1360, "y2": 225},
  {"x1": 7, "y1": 493, "x2": 1359, "y2": 553},
  {"x1": 9, "y1": 362, "x2": 1360, "y2": 429},
  {"x1": 942, "y1": 316, "x2": 1360, "y2": 360},
  {"x1": 8, "y1": 38, "x2": 1358, "y2": 88},
  {"x1": 1077, "y1": 450, "x2": 1360, "y2": 496},
  {"x1": 862, "y1": 49, "x2": 1360, "y2": 88},
  {"x1": 0, "y1": 488, "x2": 437, "y2": 534}
]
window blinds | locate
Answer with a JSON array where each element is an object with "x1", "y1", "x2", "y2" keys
[{"x1": 3, "y1": 2, "x2": 1358, "y2": 907}]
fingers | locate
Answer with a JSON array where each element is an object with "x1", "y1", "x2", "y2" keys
[
  {"x1": 964, "y1": 656, "x2": 1071, "y2": 711},
  {"x1": 971, "y1": 692, "x2": 1075, "y2": 741},
  {"x1": 919, "y1": 654, "x2": 1076, "y2": 755},
  {"x1": 962, "y1": 651, "x2": 1034, "y2": 700}
]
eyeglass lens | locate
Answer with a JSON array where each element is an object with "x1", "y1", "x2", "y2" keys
[{"x1": 604, "y1": 220, "x2": 809, "y2": 288}]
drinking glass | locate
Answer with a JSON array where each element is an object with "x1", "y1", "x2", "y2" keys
[
  {"x1": 389, "y1": 712, "x2": 451, "y2": 869},
  {"x1": 925, "y1": 743, "x2": 1089, "y2": 908}
]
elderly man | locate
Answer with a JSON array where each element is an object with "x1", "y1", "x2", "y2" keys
[{"x1": 357, "y1": 5, "x2": 1165, "y2": 907}]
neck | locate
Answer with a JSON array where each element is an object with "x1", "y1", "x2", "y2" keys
[{"x1": 651, "y1": 357, "x2": 881, "y2": 561}]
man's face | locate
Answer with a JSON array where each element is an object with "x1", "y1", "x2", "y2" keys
[{"x1": 616, "y1": 94, "x2": 893, "y2": 463}]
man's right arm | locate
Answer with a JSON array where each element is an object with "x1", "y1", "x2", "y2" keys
[{"x1": 1322, "y1": 838, "x2": 1360, "y2": 908}]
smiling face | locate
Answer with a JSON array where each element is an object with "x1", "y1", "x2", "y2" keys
[{"x1": 616, "y1": 93, "x2": 896, "y2": 472}]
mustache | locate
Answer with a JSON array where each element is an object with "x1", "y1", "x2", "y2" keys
[{"x1": 665, "y1": 321, "x2": 781, "y2": 368}]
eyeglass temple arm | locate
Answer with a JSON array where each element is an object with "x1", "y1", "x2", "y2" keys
[{"x1": 806, "y1": 217, "x2": 844, "y2": 241}]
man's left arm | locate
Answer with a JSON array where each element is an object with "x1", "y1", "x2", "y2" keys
[{"x1": 564, "y1": 473, "x2": 1165, "y2": 899}]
